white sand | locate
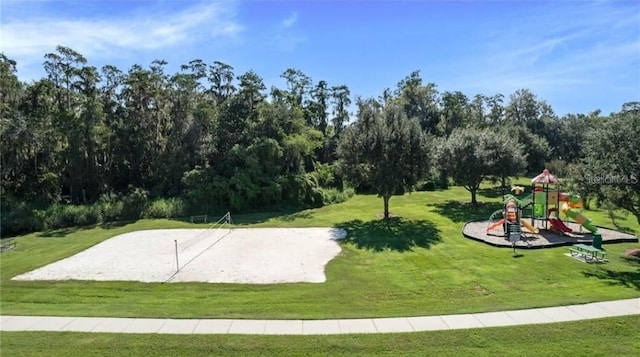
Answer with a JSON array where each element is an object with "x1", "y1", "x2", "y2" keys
[{"x1": 11, "y1": 228, "x2": 347, "y2": 284}]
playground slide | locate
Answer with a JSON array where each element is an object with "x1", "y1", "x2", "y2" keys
[
  {"x1": 564, "y1": 208, "x2": 598, "y2": 233},
  {"x1": 520, "y1": 219, "x2": 539, "y2": 233},
  {"x1": 548, "y1": 218, "x2": 573, "y2": 233},
  {"x1": 486, "y1": 219, "x2": 505, "y2": 232},
  {"x1": 488, "y1": 209, "x2": 504, "y2": 221}
]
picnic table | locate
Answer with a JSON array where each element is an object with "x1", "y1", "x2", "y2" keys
[{"x1": 569, "y1": 243, "x2": 607, "y2": 263}]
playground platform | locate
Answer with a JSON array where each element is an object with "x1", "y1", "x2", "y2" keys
[{"x1": 462, "y1": 219, "x2": 638, "y2": 248}]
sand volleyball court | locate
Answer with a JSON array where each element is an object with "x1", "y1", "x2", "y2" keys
[{"x1": 12, "y1": 228, "x2": 347, "y2": 284}]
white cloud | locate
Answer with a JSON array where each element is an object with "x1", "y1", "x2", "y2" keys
[
  {"x1": 0, "y1": 1, "x2": 243, "y2": 76},
  {"x1": 269, "y1": 12, "x2": 305, "y2": 52},
  {"x1": 282, "y1": 13, "x2": 298, "y2": 29},
  {"x1": 443, "y1": 1, "x2": 639, "y2": 104}
]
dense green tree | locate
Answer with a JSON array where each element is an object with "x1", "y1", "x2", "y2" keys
[
  {"x1": 337, "y1": 99, "x2": 431, "y2": 219},
  {"x1": 237, "y1": 70, "x2": 266, "y2": 110},
  {"x1": 469, "y1": 94, "x2": 486, "y2": 127},
  {"x1": 43, "y1": 46, "x2": 110, "y2": 203},
  {"x1": 395, "y1": 71, "x2": 440, "y2": 135},
  {"x1": 500, "y1": 124, "x2": 551, "y2": 174},
  {"x1": 436, "y1": 127, "x2": 525, "y2": 204},
  {"x1": 486, "y1": 127, "x2": 528, "y2": 190},
  {"x1": 2, "y1": 44, "x2": 634, "y2": 236},
  {"x1": 74, "y1": 64, "x2": 107, "y2": 202},
  {"x1": 437, "y1": 91, "x2": 471, "y2": 136},
  {"x1": 554, "y1": 111, "x2": 599, "y2": 164},
  {"x1": 505, "y1": 88, "x2": 539, "y2": 125},
  {"x1": 483, "y1": 93, "x2": 505, "y2": 125},
  {"x1": 0, "y1": 54, "x2": 26, "y2": 196},
  {"x1": 578, "y1": 106, "x2": 640, "y2": 223},
  {"x1": 0, "y1": 54, "x2": 22, "y2": 108},
  {"x1": 14, "y1": 80, "x2": 61, "y2": 200},
  {"x1": 504, "y1": 89, "x2": 566, "y2": 171}
]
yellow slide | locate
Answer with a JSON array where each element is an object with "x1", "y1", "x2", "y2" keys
[{"x1": 520, "y1": 219, "x2": 539, "y2": 233}]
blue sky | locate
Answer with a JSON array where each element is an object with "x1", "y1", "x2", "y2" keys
[{"x1": 1, "y1": 0, "x2": 638, "y2": 116}]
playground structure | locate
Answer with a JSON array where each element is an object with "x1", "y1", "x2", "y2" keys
[
  {"x1": 486, "y1": 195, "x2": 539, "y2": 243},
  {"x1": 466, "y1": 169, "x2": 639, "y2": 249},
  {"x1": 486, "y1": 169, "x2": 602, "y2": 247}
]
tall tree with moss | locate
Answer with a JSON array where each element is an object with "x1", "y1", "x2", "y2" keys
[{"x1": 337, "y1": 98, "x2": 431, "y2": 219}]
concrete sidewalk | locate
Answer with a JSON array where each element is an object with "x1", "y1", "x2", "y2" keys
[{"x1": 1, "y1": 298, "x2": 638, "y2": 335}]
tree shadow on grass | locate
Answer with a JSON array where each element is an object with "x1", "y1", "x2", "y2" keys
[
  {"x1": 611, "y1": 224, "x2": 637, "y2": 235},
  {"x1": 167, "y1": 209, "x2": 307, "y2": 226},
  {"x1": 101, "y1": 220, "x2": 135, "y2": 229},
  {"x1": 230, "y1": 209, "x2": 314, "y2": 225},
  {"x1": 428, "y1": 200, "x2": 503, "y2": 223},
  {"x1": 582, "y1": 267, "x2": 640, "y2": 291},
  {"x1": 38, "y1": 225, "x2": 94, "y2": 238},
  {"x1": 276, "y1": 211, "x2": 314, "y2": 221},
  {"x1": 477, "y1": 186, "x2": 509, "y2": 199},
  {"x1": 337, "y1": 217, "x2": 441, "y2": 252},
  {"x1": 38, "y1": 220, "x2": 135, "y2": 237}
]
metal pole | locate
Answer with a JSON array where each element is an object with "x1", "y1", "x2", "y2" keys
[
  {"x1": 531, "y1": 183, "x2": 535, "y2": 227},
  {"x1": 174, "y1": 240, "x2": 179, "y2": 273}
]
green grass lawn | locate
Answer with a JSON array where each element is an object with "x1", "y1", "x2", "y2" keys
[
  {"x1": 1, "y1": 183, "x2": 638, "y2": 320},
  {"x1": 2, "y1": 316, "x2": 639, "y2": 356}
]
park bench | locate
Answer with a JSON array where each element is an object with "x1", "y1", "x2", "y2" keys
[
  {"x1": 190, "y1": 215, "x2": 208, "y2": 223},
  {"x1": 569, "y1": 243, "x2": 606, "y2": 263},
  {"x1": 0, "y1": 238, "x2": 16, "y2": 253}
]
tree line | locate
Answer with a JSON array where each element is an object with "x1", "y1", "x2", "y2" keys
[{"x1": 1, "y1": 46, "x2": 638, "y2": 235}]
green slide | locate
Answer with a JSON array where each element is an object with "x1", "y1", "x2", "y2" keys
[
  {"x1": 518, "y1": 193, "x2": 533, "y2": 207},
  {"x1": 564, "y1": 208, "x2": 598, "y2": 233}
]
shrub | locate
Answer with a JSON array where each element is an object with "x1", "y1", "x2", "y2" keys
[
  {"x1": 415, "y1": 180, "x2": 436, "y2": 191},
  {"x1": 97, "y1": 199, "x2": 124, "y2": 222},
  {"x1": 43, "y1": 204, "x2": 100, "y2": 230},
  {"x1": 310, "y1": 162, "x2": 338, "y2": 188},
  {"x1": 144, "y1": 198, "x2": 187, "y2": 219},
  {"x1": 322, "y1": 187, "x2": 355, "y2": 205},
  {"x1": 74, "y1": 205, "x2": 101, "y2": 227},
  {"x1": 0, "y1": 199, "x2": 44, "y2": 236},
  {"x1": 121, "y1": 187, "x2": 149, "y2": 220},
  {"x1": 182, "y1": 167, "x2": 228, "y2": 214}
]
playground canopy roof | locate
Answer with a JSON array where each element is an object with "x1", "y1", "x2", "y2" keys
[{"x1": 531, "y1": 169, "x2": 559, "y2": 184}]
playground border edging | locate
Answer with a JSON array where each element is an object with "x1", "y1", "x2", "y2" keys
[{"x1": 461, "y1": 220, "x2": 638, "y2": 249}]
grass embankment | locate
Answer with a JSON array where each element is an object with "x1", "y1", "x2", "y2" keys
[
  {"x1": 1, "y1": 317, "x2": 639, "y2": 356},
  {"x1": 1, "y1": 183, "x2": 638, "y2": 319}
]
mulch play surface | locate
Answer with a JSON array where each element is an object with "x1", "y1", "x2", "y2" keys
[{"x1": 463, "y1": 219, "x2": 638, "y2": 248}]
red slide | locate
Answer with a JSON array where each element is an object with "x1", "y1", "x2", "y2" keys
[{"x1": 548, "y1": 218, "x2": 573, "y2": 233}]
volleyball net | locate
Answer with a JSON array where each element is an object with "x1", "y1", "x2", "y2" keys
[{"x1": 170, "y1": 212, "x2": 232, "y2": 278}]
